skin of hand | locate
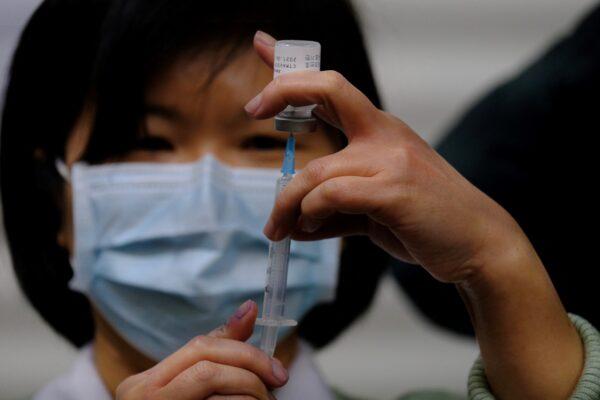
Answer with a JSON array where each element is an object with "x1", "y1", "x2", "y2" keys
[
  {"x1": 115, "y1": 300, "x2": 287, "y2": 400},
  {"x1": 249, "y1": 31, "x2": 584, "y2": 400}
]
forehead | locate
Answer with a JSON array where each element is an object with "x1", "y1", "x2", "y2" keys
[{"x1": 145, "y1": 48, "x2": 271, "y2": 123}]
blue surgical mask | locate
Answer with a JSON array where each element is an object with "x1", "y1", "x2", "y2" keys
[{"x1": 67, "y1": 154, "x2": 340, "y2": 361}]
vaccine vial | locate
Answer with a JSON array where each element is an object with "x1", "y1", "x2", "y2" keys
[{"x1": 273, "y1": 40, "x2": 321, "y2": 133}]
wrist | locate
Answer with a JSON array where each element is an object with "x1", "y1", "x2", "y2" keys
[
  {"x1": 458, "y1": 220, "x2": 541, "y2": 297},
  {"x1": 454, "y1": 215, "x2": 582, "y2": 400},
  {"x1": 458, "y1": 231, "x2": 583, "y2": 400}
]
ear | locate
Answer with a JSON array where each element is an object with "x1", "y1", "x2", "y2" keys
[
  {"x1": 57, "y1": 103, "x2": 94, "y2": 255},
  {"x1": 65, "y1": 102, "x2": 95, "y2": 164}
]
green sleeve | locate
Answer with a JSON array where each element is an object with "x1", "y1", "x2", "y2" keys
[
  {"x1": 468, "y1": 314, "x2": 600, "y2": 400},
  {"x1": 334, "y1": 387, "x2": 466, "y2": 400}
]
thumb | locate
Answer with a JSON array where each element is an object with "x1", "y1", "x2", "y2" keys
[{"x1": 208, "y1": 300, "x2": 259, "y2": 341}]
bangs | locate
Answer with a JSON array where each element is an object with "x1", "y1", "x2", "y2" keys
[{"x1": 82, "y1": 0, "x2": 380, "y2": 163}]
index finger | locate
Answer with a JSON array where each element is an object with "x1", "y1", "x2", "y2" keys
[
  {"x1": 149, "y1": 336, "x2": 287, "y2": 390},
  {"x1": 253, "y1": 30, "x2": 276, "y2": 68},
  {"x1": 245, "y1": 70, "x2": 382, "y2": 139},
  {"x1": 147, "y1": 301, "x2": 288, "y2": 389},
  {"x1": 263, "y1": 151, "x2": 377, "y2": 241}
]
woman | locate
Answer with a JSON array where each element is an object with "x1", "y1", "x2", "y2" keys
[
  {"x1": 1, "y1": 1, "x2": 598, "y2": 399},
  {"x1": 1, "y1": 0, "x2": 390, "y2": 397}
]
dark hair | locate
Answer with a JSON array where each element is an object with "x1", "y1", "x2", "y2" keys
[
  {"x1": 1, "y1": 0, "x2": 112, "y2": 347},
  {"x1": 1, "y1": 0, "x2": 390, "y2": 349}
]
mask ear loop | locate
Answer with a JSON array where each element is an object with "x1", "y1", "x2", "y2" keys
[
  {"x1": 55, "y1": 158, "x2": 71, "y2": 183},
  {"x1": 54, "y1": 158, "x2": 76, "y2": 268}
]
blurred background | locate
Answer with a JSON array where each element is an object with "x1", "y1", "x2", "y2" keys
[{"x1": 0, "y1": 1, "x2": 596, "y2": 399}]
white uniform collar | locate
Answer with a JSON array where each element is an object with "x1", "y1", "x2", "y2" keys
[
  {"x1": 33, "y1": 345, "x2": 110, "y2": 400},
  {"x1": 33, "y1": 341, "x2": 333, "y2": 400}
]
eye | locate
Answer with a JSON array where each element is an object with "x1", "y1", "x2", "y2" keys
[
  {"x1": 132, "y1": 135, "x2": 174, "y2": 151},
  {"x1": 241, "y1": 135, "x2": 288, "y2": 150}
]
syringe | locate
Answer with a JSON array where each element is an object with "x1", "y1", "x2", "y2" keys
[
  {"x1": 255, "y1": 133, "x2": 298, "y2": 357},
  {"x1": 256, "y1": 39, "x2": 321, "y2": 357}
]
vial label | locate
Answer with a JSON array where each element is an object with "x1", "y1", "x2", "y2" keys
[
  {"x1": 273, "y1": 40, "x2": 321, "y2": 119},
  {"x1": 273, "y1": 40, "x2": 321, "y2": 79},
  {"x1": 274, "y1": 54, "x2": 321, "y2": 77}
]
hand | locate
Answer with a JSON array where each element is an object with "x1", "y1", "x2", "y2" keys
[
  {"x1": 250, "y1": 32, "x2": 584, "y2": 400},
  {"x1": 116, "y1": 300, "x2": 287, "y2": 400},
  {"x1": 249, "y1": 31, "x2": 527, "y2": 284}
]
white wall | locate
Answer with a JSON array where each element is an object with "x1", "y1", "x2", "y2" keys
[{"x1": 0, "y1": 1, "x2": 596, "y2": 399}]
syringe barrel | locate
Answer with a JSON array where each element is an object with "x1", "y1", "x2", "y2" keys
[
  {"x1": 261, "y1": 237, "x2": 291, "y2": 320},
  {"x1": 258, "y1": 174, "x2": 294, "y2": 356},
  {"x1": 260, "y1": 174, "x2": 293, "y2": 321}
]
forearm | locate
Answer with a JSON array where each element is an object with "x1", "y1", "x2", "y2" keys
[{"x1": 458, "y1": 231, "x2": 583, "y2": 400}]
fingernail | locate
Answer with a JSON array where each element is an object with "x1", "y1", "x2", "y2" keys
[
  {"x1": 245, "y1": 93, "x2": 263, "y2": 115},
  {"x1": 255, "y1": 30, "x2": 276, "y2": 46},
  {"x1": 263, "y1": 219, "x2": 276, "y2": 239},
  {"x1": 234, "y1": 300, "x2": 253, "y2": 320},
  {"x1": 271, "y1": 358, "x2": 288, "y2": 383},
  {"x1": 300, "y1": 217, "x2": 322, "y2": 233},
  {"x1": 272, "y1": 227, "x2": 286, "y2": 242}
]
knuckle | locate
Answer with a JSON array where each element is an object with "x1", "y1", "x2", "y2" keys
[
  {"x1": 141, "y1": 370, "x2": 163, "y2": 392},
  {"x1": 226, "y1": 342, "x2": 271, "y2": 375},
  {"x1": 240, "y1": 343, "x2": 267, "y2": 364},
  {"x1": 116, "y1": 377, "x2": 133, "y2": 392},
  {"x1": 273, "y1": 194, "x2": 288, "y2": 213},
  {"x1": 304, "y1": 159, "x2": 327, "y2": 184},
  {"x1": 244, "y1": 375, "x2": 269, "y2": 399},
  {"x1": 189, "y1": 360, "x2": 219, "y2": 383},
  {"x1": 397, "y1": 187, "x2": 416, "y2": 214},
  {"x1": 271, "y1": 75, "x2": 286, "y2": 91},
  {"x1": 115, "y1": 383, "x2": 131, "y2": 399},
  {"x1": 209, "y1": 324, "x2": 228, "y2": 338},
  {"x1": 390, "y1": 145, "x2": 414, "y2": 173},
  {"x1": 115, "y1": 376, "x2": 148, "y2": 400},
  {"x1": 320, "y1": 179, "x2": 345, "y2": 204},
  {"x1": 189, "y1": 334, "x2": 213, "y2": 350},
  {"x1": 322, "y1": 70, "x2": 346, "y2": 92},
  {"x1": 387, "y1": 176, "x2": 414, "y2": 208}
]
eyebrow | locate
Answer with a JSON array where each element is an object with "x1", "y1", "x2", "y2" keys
[
  {"x1": 144, "y1": 102, "x2": 259, "y2": 128},
  {"x1": 144, "y1": 103, "x2": 185, "y2": 122}
]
